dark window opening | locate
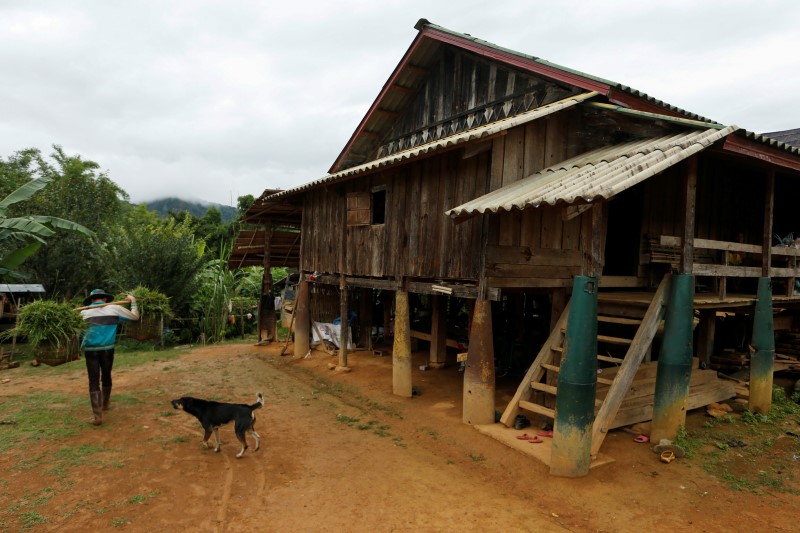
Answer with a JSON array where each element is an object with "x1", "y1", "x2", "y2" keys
[{"x1": 372, "y1": 189, "x2": 386, "y2": 225}]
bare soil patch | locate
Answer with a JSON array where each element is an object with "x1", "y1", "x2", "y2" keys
[{"x1": 1, "y1": 341, "x2": 798, "y2": 532}]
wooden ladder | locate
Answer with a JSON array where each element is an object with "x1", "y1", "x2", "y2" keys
[{"x1": 499, "y1": 274, "x2": 671, "y2": 455}]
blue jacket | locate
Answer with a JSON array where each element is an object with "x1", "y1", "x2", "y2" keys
[{"x1": 80, "y1": 302, "x2": 140, "y2": 351}]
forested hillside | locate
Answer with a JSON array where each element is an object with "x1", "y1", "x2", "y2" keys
[{"x1": 143, "y1": 197, "x2": 238, "y2": 223}]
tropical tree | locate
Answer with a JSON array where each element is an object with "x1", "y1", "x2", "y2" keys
[
  {"x1": 106, "y1": 205, "x2": 206, "y2": 314},
  {"x1": 192, "y1": 251, "x2": 240, "y2": 343},
  {"x1": 2, "y1": 146, "x2": 127, "y2": 297},
  {"x1": 0, "y1": 176, "x2": 93, "y2": 282}
]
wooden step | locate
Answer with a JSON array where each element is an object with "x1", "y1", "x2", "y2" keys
[
  {"x1": 531, "y1": 382, "x2": 558, "y2": 395},
  {"x1": 556, "y1": 330, "x2": 633, "y2": 345},
  {"x1": 597, "y1": 354, "x2": 625, "y2": 364},
  {"x1": 540, "y1": 362, "x2": 614, "y2": 386},
  {"x1": 597, "y1": 334, "x2": 633, "y2": 345},
  {"x1": 597, "y1": 315, "x2": 642, "y2": 326},
  {"x1": 518, "y1": 400, "x2": 555, "y2": 419},
  {"x1": 530, "y1": 382, "x2": 605, "y2": 407}
]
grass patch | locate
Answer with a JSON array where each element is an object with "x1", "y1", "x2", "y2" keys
[
  {"x1": 681, "y1": 386, "x2": 800, "y2": 494},
  {"x1": 127, "y1": 491, "x2": 159, "y2": 505},
  {"x1": 53, "y1": 443, "x2": 111, "y2": 468},
  {"x1": 335, "y1": 414, "x2": 360, "y2": 425},
  {"x1": 19, "y1": 510, "x2": 49, "y2": 529},
  {"x1": 111, "y1": 394, "x2": 143, "y2": 405},
  {"x1": 469, "y1": 454, "x2": 486, "y2": 462},
  {"x1": 0, "y1": 394, "x2": 84, "y2": 453}
]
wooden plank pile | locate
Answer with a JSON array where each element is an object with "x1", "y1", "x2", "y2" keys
[
  {"x1": 709, "y1": 349, "x2": 750, "y2": 371},
  {"x1": 597, "y1": 358, "x2": 736, "y2": 429}
]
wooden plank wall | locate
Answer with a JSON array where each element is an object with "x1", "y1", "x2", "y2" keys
[
  {"x1": 300, "y1": 149, "x2": 489, "y2": 281},
  {"x1": 485, "y1": 111, "x2": 594, "y2": 288},
  {"x1": 640, "y1": 156, "x2": 767, "y2": 249}
]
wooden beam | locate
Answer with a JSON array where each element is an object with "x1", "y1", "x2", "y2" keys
[
  {"x1": 722, "y1": 135, "x2": 800, "y2": 173},
  {"x1": 590, "y1": 203, "x2": 604, "y2": 277},
  {"x1": 258, "y1": 222, "x2": 276, "y2": 342},
  {"x1": 339, "y1": 193, "x2": 349, "y2": 368},
  {"x1": 762, "y1": 169, "x2": 775, "y2": 278},
  {"x1": 660, "y1": 235, "x2": 800, "y2": 257},
  {"x1": 680, "y1": 157, "x2": 697, "y2": 274},
  {"x1": 429, "y1": 295, "x2": 447, "y2": 366}
]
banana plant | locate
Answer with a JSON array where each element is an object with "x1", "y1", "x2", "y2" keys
[{"x1": 0, "y1": 176, "x2": 93, "y2": 281}]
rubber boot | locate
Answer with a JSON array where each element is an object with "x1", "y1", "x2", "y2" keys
[
  {"x1": 90, "y1": 391, "x2": 103, "y2": 426},
  {"x1": 102, "y1": 387, "x2": 112, "y2": 411}
]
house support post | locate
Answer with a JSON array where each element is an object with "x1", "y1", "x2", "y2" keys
[
  {"x1": 429, "y1": 295, "x2": 447, "y2": 369},
  {"x1": 651, "y1": 274, "x2": 695, "y2": 443},
  {"x1": 358, "y1": 288, "x2": 373, "y2": 348},
  {"x1": 338, "y1": 279, "x2": 349, "y2": 369},
  {"x1": 258, "y1": 223, "x2": 276, "y2": 343},
  {"x1": 392, "y1": 290, "x2": 412, "y2": 397},
  {"x1": 749, "y1": 277, "x2": 775, "y2": 414},
  {"x1": 696, "y1": 311, "x2": 716, "y2": 369},
  {"x1": 550, "y1": 275, "x2": 597, "y2": 478},
  {"x1": 293, "y1": 279, "x2": 310, "y2": 358},
  {"x1": 462, "y1": 298, "x2": 495, "y2": 425}
]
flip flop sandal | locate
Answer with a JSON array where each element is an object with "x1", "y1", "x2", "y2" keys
[
  {"x1": 660, "y1": 450, "x2": 676, "y2": 463},
  {"x1": 516, "y1": 433, "x2": 533, "y2": 440},
  {"x1": 528, "y1": 436, "x2": 544, "y2": 443},
  {"x1": 653, "y1": 443, "x2": 686, "y2": 458},
  {"x1": 536, "y1": 430, "x2": 554, "y2": 437},
  {"x1": 634, "y1": 435, "x2": 650, "y2": 443}
]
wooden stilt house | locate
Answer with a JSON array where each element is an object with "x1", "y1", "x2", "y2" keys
[{"x1": 233, "y1": 19, "x2": 800, "y2": 465}]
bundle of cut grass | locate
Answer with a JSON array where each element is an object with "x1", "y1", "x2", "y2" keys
[
  {"x1": 121, "y1": 286, "x2": 173, "y2": 341},
  {"x1": 2, "y1": 300, "x2": 86, "y2": 365}
]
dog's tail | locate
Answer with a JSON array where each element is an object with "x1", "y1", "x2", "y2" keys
[{"x1": 250, "y1": 392, "x2": 265, "y2": 410}]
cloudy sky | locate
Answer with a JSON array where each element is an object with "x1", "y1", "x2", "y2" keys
[{"x1": 1, "y1": 0, "x2": 798, "y2": 206}]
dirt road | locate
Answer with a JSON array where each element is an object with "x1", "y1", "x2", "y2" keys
[{"x1": 1, "y1": 342, "x2": 798, "y2": 532}]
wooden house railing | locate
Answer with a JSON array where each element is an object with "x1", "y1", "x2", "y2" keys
[{"x1": 658, "y1": 235, "x2": 800, "y2": 298}]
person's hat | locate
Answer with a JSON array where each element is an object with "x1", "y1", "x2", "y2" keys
[{"x1": 83, "y1": 289, "x2": 114, "y2": 306}]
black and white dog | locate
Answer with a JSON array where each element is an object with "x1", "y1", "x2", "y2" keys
[{"x1": 171, "y1": 392, "x2": 264, "y2": 458}]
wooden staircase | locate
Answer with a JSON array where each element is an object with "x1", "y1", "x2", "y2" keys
[{"x1": 499, "y1": 274, "x2": 671, "y2": 455}]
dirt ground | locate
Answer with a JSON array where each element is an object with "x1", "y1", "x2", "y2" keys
[{"x1": 1, "y1": 340, "x2": 799, "y2": 532}]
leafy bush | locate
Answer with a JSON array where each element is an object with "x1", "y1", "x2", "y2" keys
[
  {"x1": 2, "y1": 299, "x2": 86, "y2": 348},
  {"x1": 122, "y1": 286, "x2": 174, "y2": 320}
]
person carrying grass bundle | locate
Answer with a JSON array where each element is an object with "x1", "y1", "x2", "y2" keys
[{"x1": 79, "y1": 289, "x2": 139, "y2": 426}]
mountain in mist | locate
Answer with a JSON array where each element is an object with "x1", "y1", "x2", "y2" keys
[{"x1": 141, "y1": 197, "x2": 238, "y2": 223}]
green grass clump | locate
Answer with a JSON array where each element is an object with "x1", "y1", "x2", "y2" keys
[{"x1": 1, "y1": 299, "x2": 86, "y2": 349}]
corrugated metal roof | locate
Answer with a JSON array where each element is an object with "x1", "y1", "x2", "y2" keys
[
  {"x1": 446, "y1": 125, "x2": 738, "y2": 221},
  {"x1": 266, "y1": 91, "x2": 600, "y2": 201},
  {"x1": 0, "y1": 284, "x2": 45, "y2": 293},
  {"x1": 746, "y1": 129, "x2": 800, "y2": 154}
]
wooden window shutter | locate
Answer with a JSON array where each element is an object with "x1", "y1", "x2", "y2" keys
[{"x1": 346, "y1": 192, "x2": 371, "y2": 226}]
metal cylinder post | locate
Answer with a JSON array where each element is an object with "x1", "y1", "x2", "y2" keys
[
  {"x1": 462, "y1": 299, "x2": 495, "y2": 425},
  {"x1": 749, "y1": 277, "x2": 775, "y2": 414},
  {"x1": 550, "y1": 276, "x2": 598, "y2": 477},
  {"x1": 293, "y1": 280, "x2": 310, "y2": 359},
  {"x1": 651, "y1": 274, "x2": 695, "y2": 443},
  {"x1": 393, "y1": 290, "x2": 412, "y2": 397}
]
